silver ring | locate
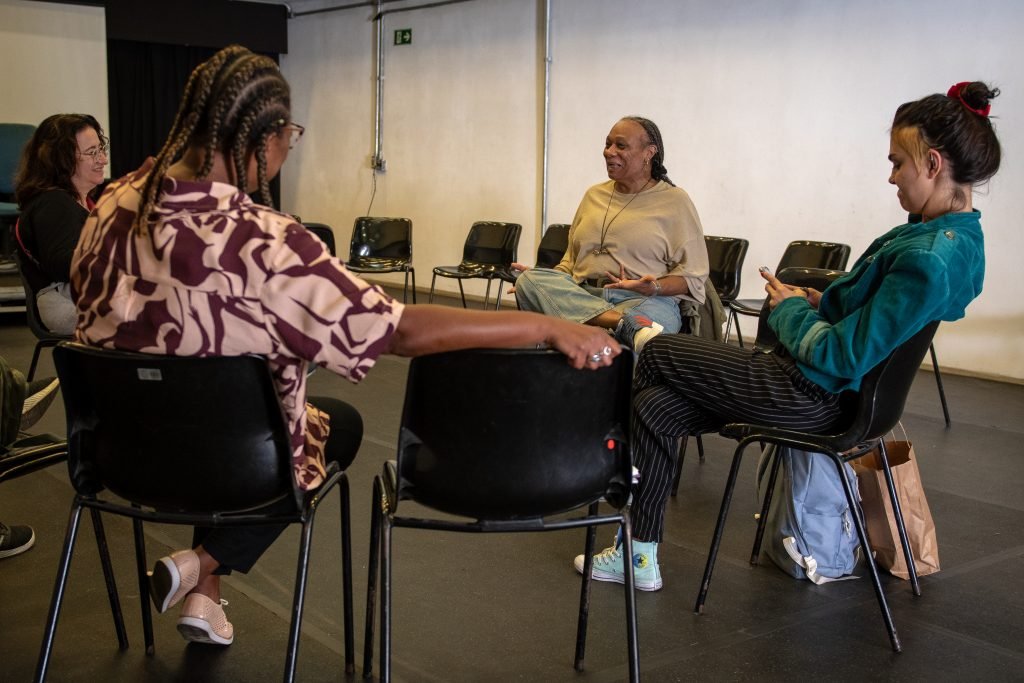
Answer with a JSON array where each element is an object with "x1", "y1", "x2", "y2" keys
[
  {"x1": 590, "y1": 354, "x2": 602, "y2": 363},
  {"x1": 602, "y1": 345, "x2": 613, "y2": 356}
]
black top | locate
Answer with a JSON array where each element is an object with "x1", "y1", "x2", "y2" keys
[{"x1": 16, "y1": 190, "x2": 88, "y2": 293}]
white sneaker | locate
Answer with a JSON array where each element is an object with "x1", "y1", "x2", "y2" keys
[{"x1": 632, "y1": 321, "x2": 664, "y2": 354}]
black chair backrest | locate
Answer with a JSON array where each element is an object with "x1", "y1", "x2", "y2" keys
[
  {"x1": 460, "y1": 221, "x2": 521, "y2": 269},
  {"x1": 535, "y1": 223, "x2": 570, "y2": 269},
  {"x1": 704, "y1": 235, "x2": 749, "y2": 302},
  {"x1": 304, "y1": 222, "x2": 337, "y2": 257},
  {"x1": 396, "y1": 349, "x2": 633, "y2": 519},
  {"x1": 754, "y1": 267, "x2": 846, "y2": 348},
  {"x1": 54, "y1": 343, "x2": 294, "y2": 513},
  {"x1": 349, "y1": 216, "x2": 413, "y2": 261},
  {"x1": 841, "y1": 320, "x2": 941, "y2": 448},
  {"x1": 777, "y1": 240, "x2": 851, "y2": 272},
  {"x1": 12, "y1": 250, "x2": 67, "y2": 341}
]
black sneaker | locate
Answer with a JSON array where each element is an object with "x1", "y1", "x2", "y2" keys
[
  {"x1": 20, "y1": 377, "x2": 59, "y2": 431},
  {"x1": 0, "y1": 522, "x2": 35, "y2": 559}
]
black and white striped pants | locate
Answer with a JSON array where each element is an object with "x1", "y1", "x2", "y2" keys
[{"x1": 630, "y1": 334, "x2": 847, "y2": 542}]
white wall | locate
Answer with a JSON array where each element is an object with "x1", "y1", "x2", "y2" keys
[
  {"x1": 3, "y1": 0, "x2": 1021, "y2": 381},
  {"x1": 282, "y1": 0, "x2": 1024, "y2": 382},
  {"x1": 0, "y1": 0, "x2": 108, "y2": 133}
]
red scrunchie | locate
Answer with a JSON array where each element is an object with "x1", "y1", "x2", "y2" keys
[{"x1": 947, "y1": 81, "x2": 991, "y2": 117}]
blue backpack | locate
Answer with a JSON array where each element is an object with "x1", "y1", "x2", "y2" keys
[{"x1": 758, "y1": 446, "x2": 860, "y2": 583}]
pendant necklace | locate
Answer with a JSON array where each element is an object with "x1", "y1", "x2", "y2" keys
[{"x1": 593, "y1": 178, "x2": 653, "y2": 255}]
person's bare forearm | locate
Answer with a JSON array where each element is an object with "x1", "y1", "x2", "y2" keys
[
  {"x1": 388, "y1": 306, "x2": 552, "y2": 355},
  {"x1": 386, "y1": 304, "x2": 622, "y2": 369}
]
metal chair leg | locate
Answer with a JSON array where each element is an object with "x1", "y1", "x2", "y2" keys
[
  {"x1": 620, "y1": 509, "x2": 640, "y2": 683},
  {"x1": 456, "y1": 280, "x2": 467, "y2": 308},
  {"x1": 930, "y1": 343, "x2": 951, "y2": 428},
  {"x1": 574, "y1": 503, "x2": 599, "y2": 672},
  {"x1": 482, "y1": 278, "x2": 493, "y2": 310},
  {"x1": 339, "y1": 476, "x2": 355, "y2": 674},
  {"x1": 827, "y1": 451, "x2": 902, "y2": 652},
  {"x1": 750, "y1": 445, "x2": 781, "y2": 565},
  {"x1": 363, "y1": 477, "x2": 383, "y2": 679},
  {"x1": 129, "y1": 515, "x2": 152, "y2": 654},
  {"x1": 35, "y1": 503, "x2": 84, "y2": 682},
  {"x1": 428, "y1": 274, "x2": 437, "y2": 304},
  {"x1": 380, "y1": 514, "x2": 393, "y2": 683},
  {"x1": 283, "y1": 512, "x2": 317, "y2": 682},
  {"x1": 671, "y1": 437, "x2": 687, "y2": 497},
  {"x1": 695, "y1": 441, "x2": 748, "y2": 613},
  {"x1": 89, "y1": 509, "x2": 129, "y2": 651},
  {"x1": 876, "y1": 441, "x2": 921, "y2": 596}
]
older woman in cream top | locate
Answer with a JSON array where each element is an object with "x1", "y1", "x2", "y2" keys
[{"x1": 514, "y1": 116, "x2": 709, "y2": 351}]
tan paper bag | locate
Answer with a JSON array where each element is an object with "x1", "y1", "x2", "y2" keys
[{"x1": 852, "y1": 440, "x2": 940, "y2": 579}]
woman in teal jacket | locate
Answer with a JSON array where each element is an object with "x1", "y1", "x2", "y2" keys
[{"x1": 573, "y1": 81, "x2": 1003, "y2": 592}]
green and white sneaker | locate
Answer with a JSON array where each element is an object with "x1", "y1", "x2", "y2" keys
[{"x1": 574, "y1": 539, "x2": 663, "y2": 591}]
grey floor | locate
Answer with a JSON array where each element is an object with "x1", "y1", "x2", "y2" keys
[{"x1": 1, "y1": 296, "x2": 1023, "y2": 682}]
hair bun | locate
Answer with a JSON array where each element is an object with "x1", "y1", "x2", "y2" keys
[{"x1": 947, "y1": 81, "x2": 999, "y2": 116}]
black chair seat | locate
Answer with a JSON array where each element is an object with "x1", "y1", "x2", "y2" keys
[{"x1": 349, "y1": 256, "x2": 409, "y2": 271}]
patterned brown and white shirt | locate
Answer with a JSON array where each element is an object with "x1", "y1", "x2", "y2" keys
[{"x1": 72, "y1": 163, "x2": 404, "y2": 490}]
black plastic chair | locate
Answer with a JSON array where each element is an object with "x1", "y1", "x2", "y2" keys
[
  {"x1": 345, "y1": 216, "x2": 417, "y2": 304},
  {"x1": 695, "y1": 320, "x2": 940, "y2": 654},
  {"x1": 535, "y1": 223, "x2": 570, "y2": 269},
  {"x1": 12, "y1": 250, "x2": 72, "y2": 381},
  {"x1": 429, "y1": 221, "x2": 521, "y2": 310},
  {"x1": 704, "y1": 235, "x2": 749, "y2": 343},
  {"x1": 36, "y1": 343, "x2": 355, "y2": 682},
  {"x1": 303, "y1": 222, "x2": 337, "y2": 256},
  {"x1": 361, "y1": 349, "x2": 639, "y2": 682},
  {"x1": 728, "y1": 240, "x2": 851, "y2": 346}
]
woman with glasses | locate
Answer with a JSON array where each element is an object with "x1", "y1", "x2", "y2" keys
[
  {"x1": 72, "y1": 45, "x2": 618, "y2": 647},
  {"x1": 14, "y1": 114, "x2": 108, "y2": 334}
]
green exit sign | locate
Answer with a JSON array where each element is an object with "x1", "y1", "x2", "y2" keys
[{"x1": 394, "y1": 29, "x2": 412, "y2": 45}]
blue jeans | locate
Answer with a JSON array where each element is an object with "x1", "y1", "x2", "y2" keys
[{"x1": 514, "y1": 268, "x2": 683, "y2": 333}]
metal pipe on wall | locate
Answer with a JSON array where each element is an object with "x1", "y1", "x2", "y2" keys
[
  {"x1": 373, "y1": 0, "x2": 385, "y2": 171},
  {"x1": 540, "y1": 0, "x2": 552, "y2": 236}
]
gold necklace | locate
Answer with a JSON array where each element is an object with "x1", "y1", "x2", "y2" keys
[{"x1": 593, "y1": 179, "x2": 653, "y2": 255}]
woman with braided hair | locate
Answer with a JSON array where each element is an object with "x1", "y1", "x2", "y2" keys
[
  {"x1": 575, "y1": 82, "x2": 1002, "y2": 593},
  {"x1": 71, "y1": 45, "x2": 620, "y2": 646},
  {"x1": 513, "y1": 115, "x2": 710, "y2": 352}
]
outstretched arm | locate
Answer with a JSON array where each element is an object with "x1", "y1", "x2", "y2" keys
[{"x1": 387, "y1": 304, "x2": 622, "y2": 369}]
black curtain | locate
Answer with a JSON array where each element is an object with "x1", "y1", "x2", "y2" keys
[{"x1": 106, "y1": 40, "x2": 280, "y2": 207}]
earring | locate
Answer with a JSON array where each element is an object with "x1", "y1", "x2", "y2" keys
[{"x1": 644, "y1": 159, "x2": 649, "y2": 168}]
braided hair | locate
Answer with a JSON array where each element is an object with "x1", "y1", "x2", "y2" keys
[
  {"x1": 622, "y1": 115, "x2": 674, "y2": 187},
  {"x1": 134, "y1": 45, "x2": 291, "y2": 234},
  {"x1": 892, "y1": 81, "x2": 1001, "y2": 212}
]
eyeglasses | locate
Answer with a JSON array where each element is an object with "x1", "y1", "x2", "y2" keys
[
  {"x1": 285, "y1": 123, "x2": 305, "y2": 149},
  {"x1": 78, "y1": 144, "x2": 109, "y2": 160}
]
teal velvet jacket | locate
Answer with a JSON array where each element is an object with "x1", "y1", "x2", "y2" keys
[{"x1": 768, "y1": 211, "x2": 985, "y2": 393}]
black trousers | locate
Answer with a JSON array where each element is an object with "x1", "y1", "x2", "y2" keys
[
  {"x1": 630, "y1": 335, "x2": 847, "y2": 542},
  {"x1": 193, "y1": 396, "x2": 362, "y2": 574}
]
